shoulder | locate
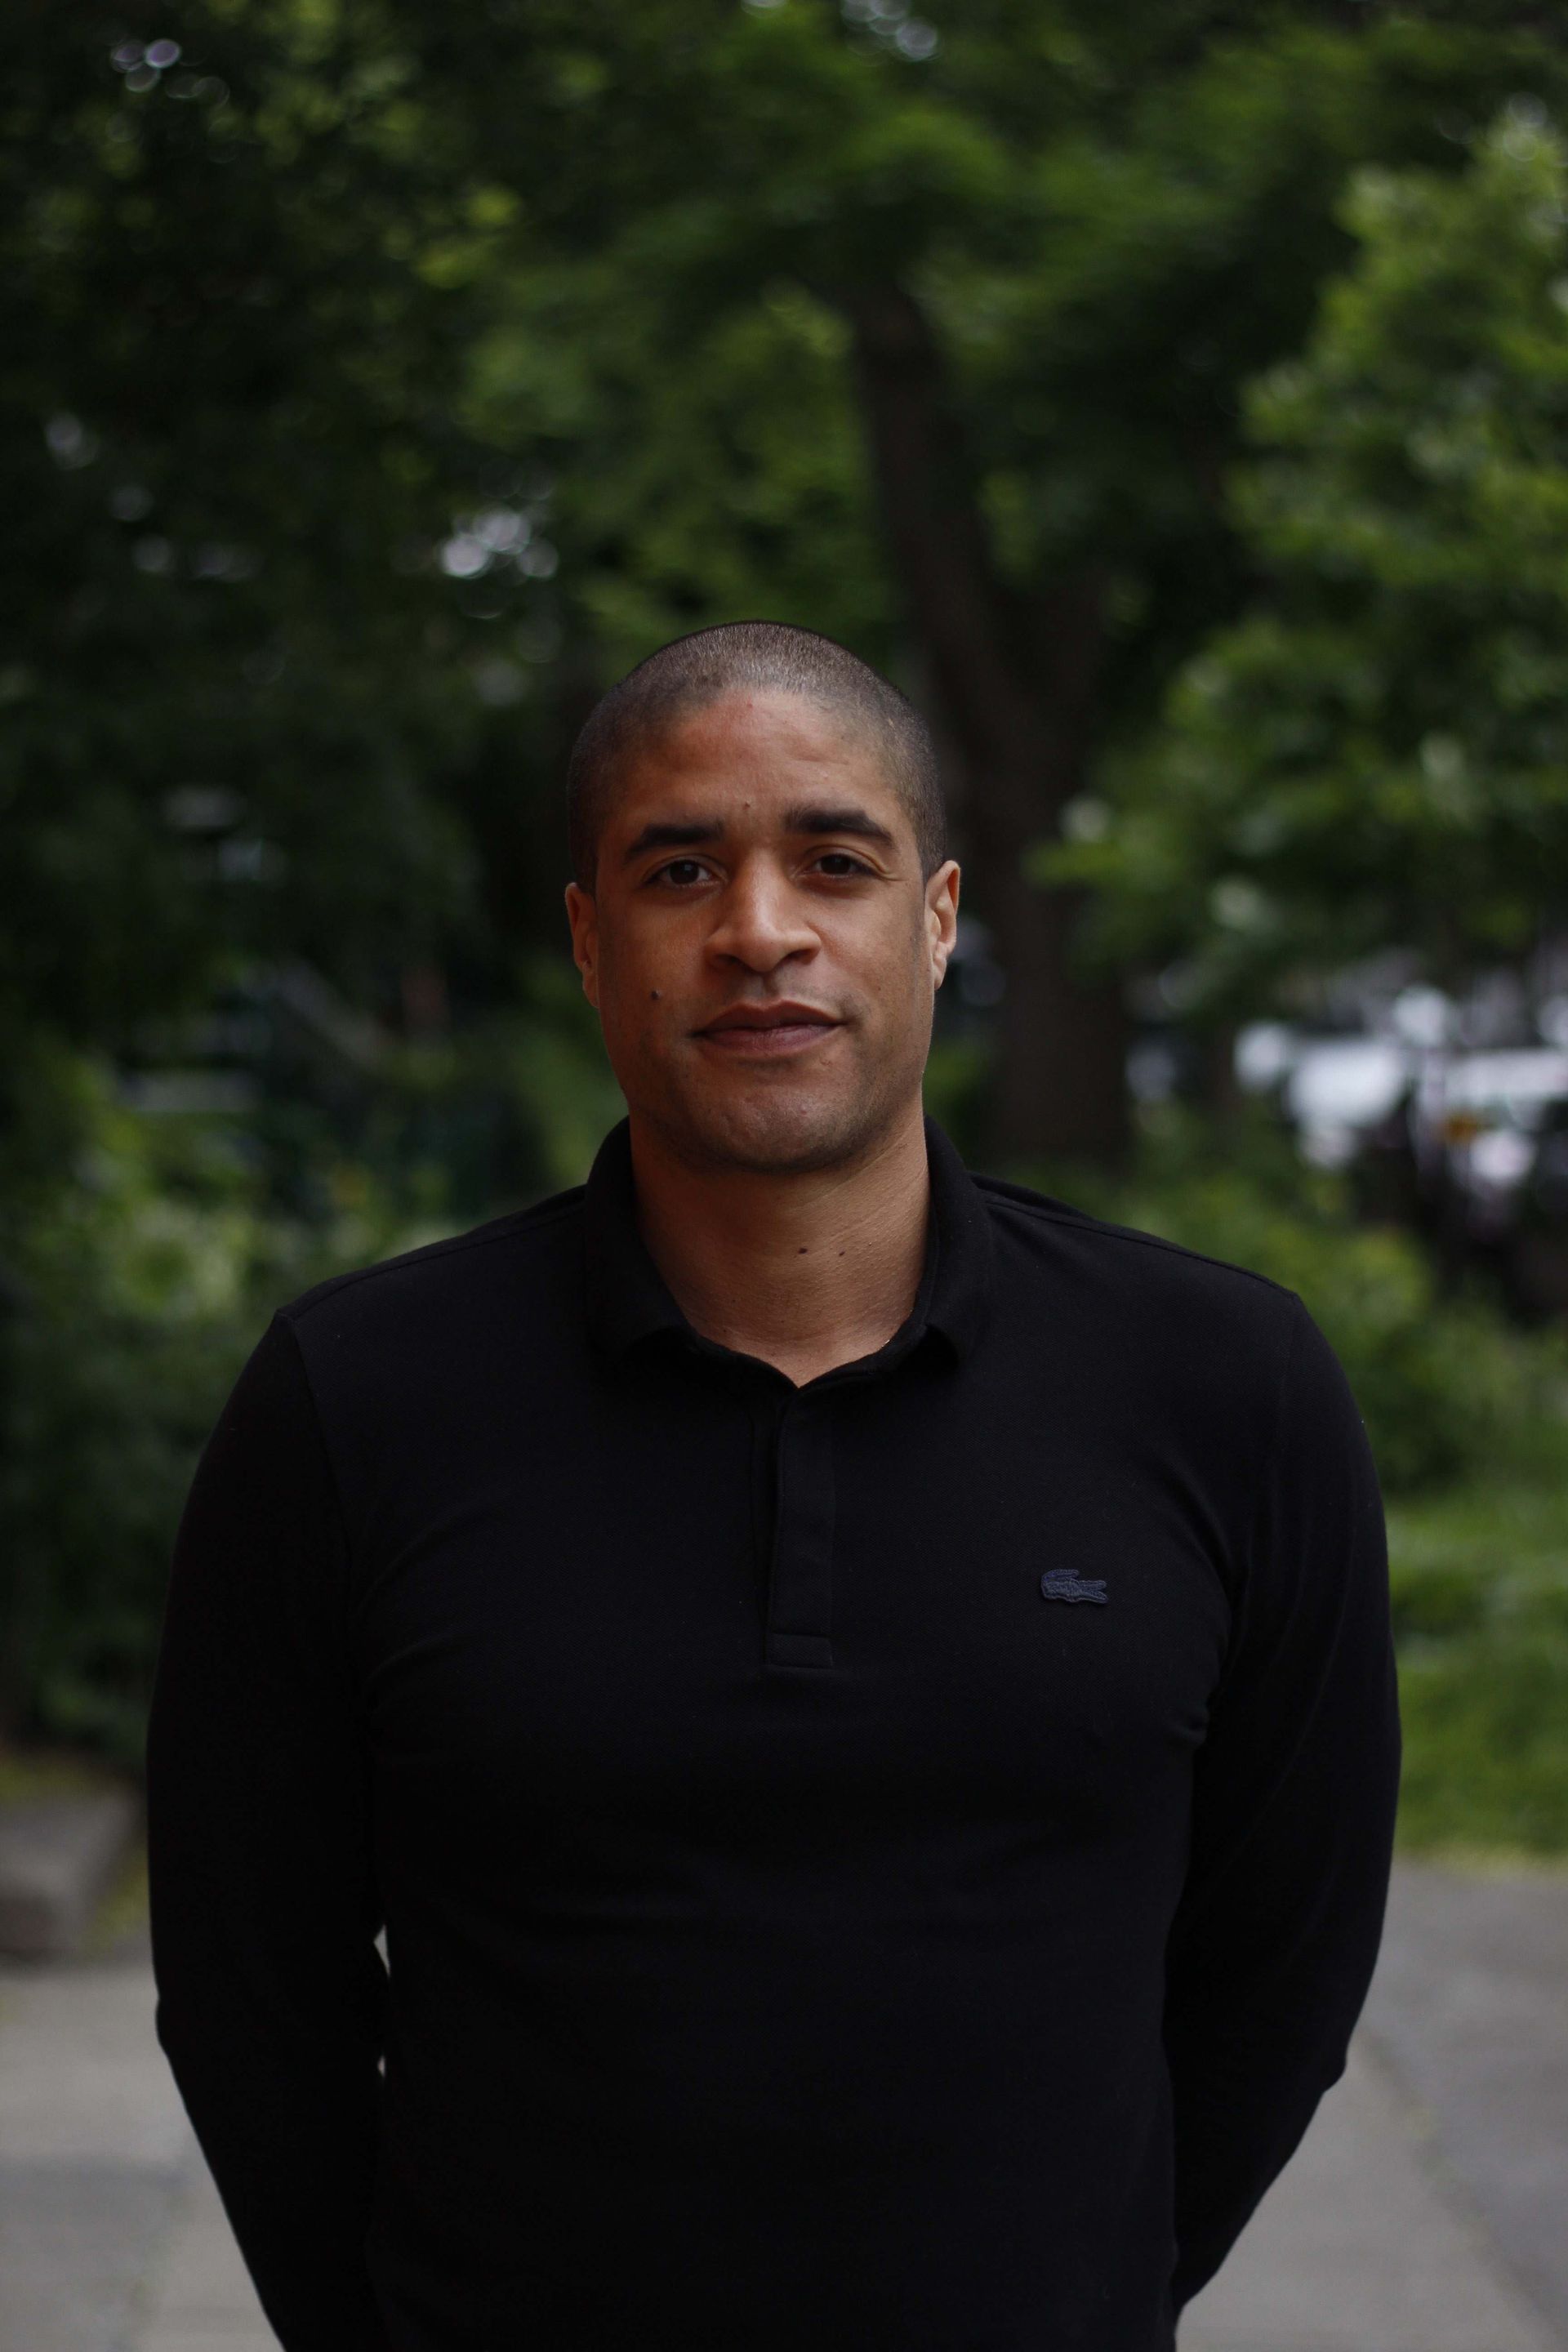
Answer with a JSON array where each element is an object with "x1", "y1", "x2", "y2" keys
[
  {"x1": 971, "y1": 1168, "x2": 1303, "y2": 1367},
  {"x1": 974, "y1": 1169, "x2": 1296, "y2": 1306},
  {"x1": 275, "y1": 1183, "x2": 586, "y2": 1360}
]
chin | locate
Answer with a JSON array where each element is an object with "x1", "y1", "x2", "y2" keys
[{"x1": 661, "y1": 1076, "x2": 903, "y2": 1176}]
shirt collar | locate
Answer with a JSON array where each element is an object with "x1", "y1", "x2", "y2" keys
[{"x1": 581, "y1": 1110, "x2": 993, "y2": 1374}]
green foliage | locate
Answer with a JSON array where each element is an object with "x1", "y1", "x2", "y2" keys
[
  {"x1": 0, "y1": 1049, "x2": 440, "y2": 1761},
  {"x1": 0, "y1": 2, "x2": 542, "y2": 1088},
  {"x1": 1046, "y1": 100, "x2": 1568, "y2": 1005},
  {"x1": 1008, "y1": 1098, "x2": 1568, "y2": 1495},
  {"x1": 474, "y1": 956, "x2": 626, "y2": 1193},
  {"x1": 1389, "y1": 1446, "x2": 1568, "y2": 1642},
  {"x1": 922, "y1": 1034, "x2": 999, "y2": 1165},
  {"x1": 0, "y1": 986, "x2": 621, "y2": 1762},
  {"x1": 14, "y1": 0, "x2": 1566, "y2": 1085},
  {"x1": 9, "y1": 2, "x2": 1568, "y2": 1838},
  {"x1": 1392, "y1": 1449, "x2": 1568, "y2": 1851},
  {"x1": 1398, "y1": 1628, "x2": 1568, "y2": 1854},
  {"x1": 468, "y1": 271, "x2": 894, "y2": 684},
  {"x1": 416, "y1": 2, "x2": 1566, "y2": 717}
]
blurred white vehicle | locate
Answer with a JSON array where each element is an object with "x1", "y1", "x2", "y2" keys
[
  {"x1": 1411, "y1": 1049, "x2": 1568, "y2": 1239},
  {"x1": 1233, "y1": 1025, "x2": 1415, "y2": 1169}
]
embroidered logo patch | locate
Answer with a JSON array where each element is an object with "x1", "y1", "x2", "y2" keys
[{"x1": 1040, "y1": 1570, "x2": 1108, "y2": 1606}]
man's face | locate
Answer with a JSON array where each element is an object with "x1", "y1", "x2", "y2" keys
[{"x1": 564, "y1": 688, "x2": 960, "y2": 1174}]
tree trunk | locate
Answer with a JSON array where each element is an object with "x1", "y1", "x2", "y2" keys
[
  {"x1": 840, "y1": 282, "x2": 1132, "y2": 1172},
  {"x1": 990, "y1": 858, "x2": 1134, "y2": 1173},
  {"x1": 1197, "y1": 1018, "x2": 1245, "y2": 1125}
]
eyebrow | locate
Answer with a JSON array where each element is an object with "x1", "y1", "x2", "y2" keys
[{"x1": 621, "y1": 804, "x2": 898, "y2": 866}]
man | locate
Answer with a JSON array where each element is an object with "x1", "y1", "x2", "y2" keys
[{"x1": 146, "y1": 620, "x2": 1401, "y2": 2351}]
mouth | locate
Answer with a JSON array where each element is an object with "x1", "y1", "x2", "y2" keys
[{"x1": 693, "y1": 1004, "x2": 844, "y2": 1059}]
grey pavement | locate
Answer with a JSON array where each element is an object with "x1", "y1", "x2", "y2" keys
[
  {"x1": 1178, "y1": 2038, "x2": 1556, "y2": 2352},
  {"x1": 0, "y1": 1860, "x2": 1562, "y2": 2352},
  {"x1": 0, "y1": 1950, "x2": 196, "y2": 2352},
  {"x1": 1359, "y1": 1862, "x2": 1568, "y2": 2345}
]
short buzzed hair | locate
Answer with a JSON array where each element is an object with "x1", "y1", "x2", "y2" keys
[{"x1": 565, "y1": 621, "x2": 947, "y2": 893}]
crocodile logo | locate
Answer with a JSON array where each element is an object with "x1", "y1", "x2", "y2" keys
[{"x1": 1040, "y1": 1570, "x2": 1108, "y2": 1606}]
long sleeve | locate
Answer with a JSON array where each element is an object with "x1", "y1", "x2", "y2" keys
[
  {"x1": 1165, "y1": 1290, "x2": 1401, "y2": 2315},
  {"x1": 145, "y1": 1310, "x2": 391, "y2": 2350}
]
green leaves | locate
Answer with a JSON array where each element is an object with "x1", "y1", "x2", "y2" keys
[
  {"x1": 1084, "y1": 100, "x2": 1568, "y2": 1012},
  {"x1": 0, "y1": 2, "x2": 524, "y2": 1073}
]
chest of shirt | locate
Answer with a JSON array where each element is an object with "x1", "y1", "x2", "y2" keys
[{"x1": 339, "y1": 1343, "x2": 1237, "y2": 1883}]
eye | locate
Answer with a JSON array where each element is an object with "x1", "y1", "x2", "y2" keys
[
  {"x1": 649, "y1": 858, "x2": 713, "y2": 888},
  {"x1": 812, "y1": 852, "x2": 873, "y2": 878}
]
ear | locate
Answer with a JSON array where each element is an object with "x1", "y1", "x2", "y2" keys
[
  {"x1": 925, "y1": 859, "x2": 960, "y2": 987},
  {"x1": 564, "y1": 881, "x2": 600, "y2": 1011}
]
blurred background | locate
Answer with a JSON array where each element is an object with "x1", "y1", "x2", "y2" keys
[
  {"x1": 2, "y1": 6, "x2": 1568, "y2": 2341},
  {"x1": 8, "y1": 0, "x2": 1568, "y2": 1848}
]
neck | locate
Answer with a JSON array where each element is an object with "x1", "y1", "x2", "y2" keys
[{"x1": 626, "y1": 1098, "x2": 932, "y2": 1387}]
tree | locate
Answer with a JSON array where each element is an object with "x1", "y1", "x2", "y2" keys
[
  {"x1": 0, "y1": 1, "x2": 580, "y2": 1747},
  {"x1": 0, "y1": 0, "x2": 536, "y2": 1126},
  {"x1": 1047, "y1": 99, "x2": 1568, "y2": 1019},
  {"x1": 10, "y1": 2, "x2": 1566, "y2": 1173},
  {"x1": 402, "y1": 0, "x2": 1566, "y2": 1163}
]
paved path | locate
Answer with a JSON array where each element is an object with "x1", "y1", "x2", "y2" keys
[
  {"x1": 0, "y1": 1860, "x2": 1562, "y2": 2352},
  {"x1": 1180, "y1": 2040, "x2": 1555, "y2": 2352},
  {"x1": 1359, "y1": 1862, "x2": 1568, "y2": 2343},
  {"x1": 1183, "y1": 1858, "x2": 1568, "y2": 2352},
  {"x1": 0, "y1": 1955, "x2": 198, "y2": 2352}
]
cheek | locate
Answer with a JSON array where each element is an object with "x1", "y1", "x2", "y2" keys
[
  {"x1": 601, "y1": 909, "x2": 690, "y2": 987},
  {"x1": 854, "y1": 907, "x2": 932, "y2": 1009},
  {"x1": 595, "y1": 933, "x2": 684, "y2": 1058},
  {"x1": 597, "y1": 922, "x2": 656, "y2": 999}
]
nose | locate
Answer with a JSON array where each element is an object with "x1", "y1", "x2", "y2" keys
[{"x1": 703, "y1": 858, "x2": 819, "y2": 976}]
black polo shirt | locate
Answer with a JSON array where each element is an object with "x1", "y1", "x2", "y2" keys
[{"x1": 145, "y1": 1111, "x2": 1401, "y2": 2352}]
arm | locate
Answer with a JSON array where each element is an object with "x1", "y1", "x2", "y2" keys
[
  {"x1": 1165, "y1": 1290, "x2": 1401, "y2": 2314},
  {"x1": 145, "y1": 1310, "x2": 391, "y2": 2350}
]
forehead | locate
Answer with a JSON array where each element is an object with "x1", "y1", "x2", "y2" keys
[{"x1": 611, "y1": 687, "x2": 903, "y2": 824}]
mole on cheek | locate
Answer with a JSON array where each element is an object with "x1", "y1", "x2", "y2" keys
[{"x1": 650, "y1": 989, "x2": 662, "y2": 1000}]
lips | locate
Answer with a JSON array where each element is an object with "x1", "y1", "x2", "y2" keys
[
  {"x1": 697, "y1": 1004, "x2": 840, "y2": 1035},
  {"x1": 693, "y1": 1003, "x2": 843, "y2": 1057}
]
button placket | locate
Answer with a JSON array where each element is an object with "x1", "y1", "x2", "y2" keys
[{"x1": 763, "y1": 1396, "x2": 837, "y2": 1672}]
